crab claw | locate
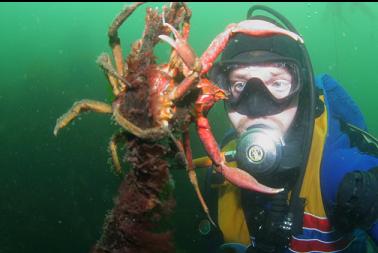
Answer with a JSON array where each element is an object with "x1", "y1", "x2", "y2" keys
[
  {"x1": 232, "y1": 19, "x2": 304, "y2": 43},
  {"x1": 195, "y1": 113, "x2": 283, "y2": 194},
  {"x1": 217, "y1": 163, "x2": 283, "y2": 194},
  {"x1": 158, "y1": 21, "x2": 200, "y2": 71},
  {"x1": 199, "y1": 19, "x2": 304, "y2": 75}
]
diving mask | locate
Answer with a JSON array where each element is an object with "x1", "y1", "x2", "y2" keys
[{"x1": 225, "y1": 61, "x2": 301, "y2": 117}]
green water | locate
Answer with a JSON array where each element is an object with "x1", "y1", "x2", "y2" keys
[{"x1": 1, "y1": 2, "x2": 378, "y2": 253}]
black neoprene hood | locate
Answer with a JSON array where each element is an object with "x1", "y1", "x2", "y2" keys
[{"x1": 219, "y1": 33, "x2": 304, "y2": 69}]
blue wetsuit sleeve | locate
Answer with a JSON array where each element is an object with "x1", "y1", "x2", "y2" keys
[
  {"x1": 317, "y1": 74, "x2": 377, "y2": 206},
  {"x1": 369, "y1": 222, "x2": 378, "y2": 245},
  {"x1": 316, "y1": 74, "x2": 367, "y2": 130},
  {"x1": 317, "y1": 73, "x2": 378, "y2": 242},
  {"x1": 321, "y1": 147, "x2": 378, "y2": 209}
]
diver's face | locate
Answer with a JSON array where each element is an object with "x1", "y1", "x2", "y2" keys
[{"x1": 227, "y1": 64, "x2": 298, "y2": 135}]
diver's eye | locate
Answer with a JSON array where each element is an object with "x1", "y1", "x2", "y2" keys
[
  {"x1": 270, "y1": 80, "x2": 291, "y2": 92},
  {"x1": 268, "y1": 79, "x2": 292, "y2": 99},
  {"x1": 232, "y1": 81, "x2": 247, "y2": 93}
]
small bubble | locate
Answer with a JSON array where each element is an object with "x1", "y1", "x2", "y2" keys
[
  {"x1": 341, "y1": 32, "x2": 347, "y2": 37},
  {"x1": 354, "y1": 46, "x2": 359, "y2": 51},
  {"x1": 58, "y1": 220, "x2": 62, "y2": 224},
  {"x1": 198, "y1": 219, "x2": 211, "y2": 235},
  {"x1": 314, "y1": 11, "x2": 319, "y2": 15}
]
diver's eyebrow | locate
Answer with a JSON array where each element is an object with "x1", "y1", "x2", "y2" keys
[
  {"x1": 270, "y1": 69, "x2": 291, "y2": 78},
  {"x1": 269, "y1": 68, "x2": 285, "y2": 75},
  {"x1": 230, "y1": 77, "x2": 247, "y2": 82},
  {"x1": 229, "y1": 72, "x2": 250, "y2": 80},
  {"x1": 270, "y1": 70, "x2": 280, "y2": 76},
  {"x1": 229, "y1": 78, "x2": 248, "y2": 86}
]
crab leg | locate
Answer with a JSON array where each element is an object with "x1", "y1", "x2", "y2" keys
[
  {"x1": 112, "y1": 100, "x2": 167, "y2": 140},
  {"x1": 97, "y1": 54, "x2": 122, "y2": 96},
  {"x1": 97, "y1": 53, "x2": 132, "y2": 89},
  {"x1": 182, "y1": 131, "x2": 216, "y2": 226},
  {"x1": 170, "y1": 72, "x2": 198, "y2": 101},
  {"x1": 54, "y1": 100, "x2": 112, "y2": 136},
  {"x1": 168, "y1": 131, "x2": 215, "y2": 226},
  {"x1": 200, "y1": 19, "x2": 304, "y2": 75},
  {"x1": 109, "y1": 132, "x2": 127, "y2": 175},
  {"x1": 108, "y1": 2, "x2": 144, "y2": 89},
  {"x1": 180, "y1": 2, "x2": 192, "y2": 40},
  {"x1": 199, "y1": 26, "x2": 234, "y2": 75}
]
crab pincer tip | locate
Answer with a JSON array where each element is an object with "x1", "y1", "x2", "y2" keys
[
  {"x1": 158, "y1": 35, "x2": 177, "y2": 50},
  {"x1": 260, "y1": 186, "x2": 284, "y2": 195},
  {"x1": 274, "y1": 188, "x2": 285, "y2": 194}
]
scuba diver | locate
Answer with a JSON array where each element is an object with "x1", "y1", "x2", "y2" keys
[{"x1": 197, "y1": 5, "x2": 378, "y2": 253}]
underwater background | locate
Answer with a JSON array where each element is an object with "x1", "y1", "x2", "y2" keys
[{"x1": 1, "y1": 2, "x2": 378, "y2": 253}]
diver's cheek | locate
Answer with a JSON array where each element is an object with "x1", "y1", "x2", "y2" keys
[
  {"x1": 228, "y1": 111, "x2": 249, "y2": 133},
  {"x1": 271, "y1": 99, "x2": 298, "y2": 133},
  {"x1": 228, "y1": 111, "x2": 284, "y2": 135}
]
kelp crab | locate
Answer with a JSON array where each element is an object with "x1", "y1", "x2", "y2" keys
[{"x1": 54, "y1": 2, "x2": 299, "y2": 252}]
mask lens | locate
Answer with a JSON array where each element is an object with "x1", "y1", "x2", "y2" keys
[
  {"x1": 266, "y1": 79, "x2": 292, "y2": 100},
  {"x1": 230, "y1": 81, "x2": 247, "y2": 101},
  {"x1": 272, "y1": 61, "x2": 301, "y2": 101},
  {"x1": 228, "y1": 61, "x2": 301, "y2": 104}
]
